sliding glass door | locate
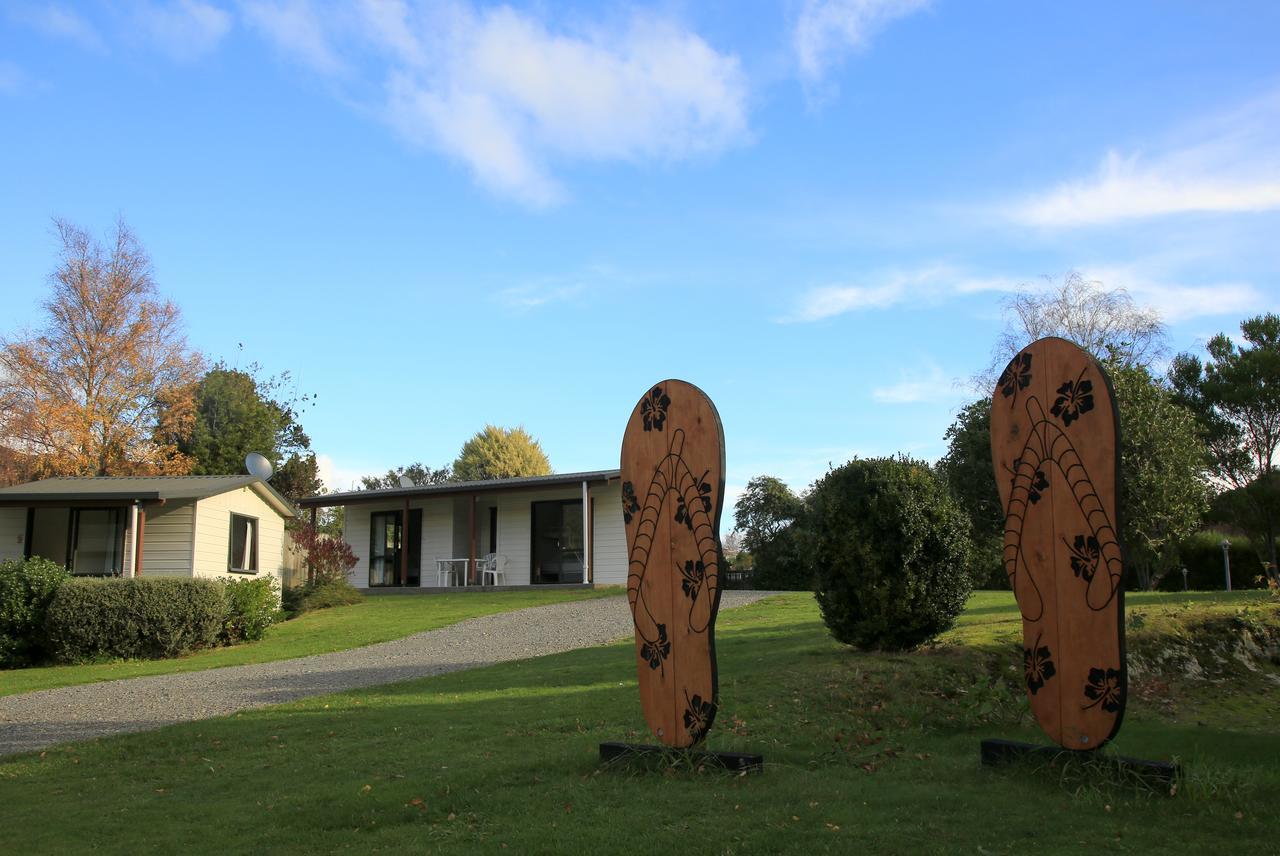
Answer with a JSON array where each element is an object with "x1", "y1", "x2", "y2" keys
[
  {"x1": 70, "y1": 508, "x2": 124, "y2": 576},
  {"x1": 368, "y1": 509, "x2": 422, "y2": 587},
  {"x1": 530, "y1": 500, "x2": 584, "y2": 584}
]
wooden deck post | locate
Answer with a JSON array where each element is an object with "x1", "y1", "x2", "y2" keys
[{"x1": 307, "y1": 507, "x2": 317, "y2": 583}]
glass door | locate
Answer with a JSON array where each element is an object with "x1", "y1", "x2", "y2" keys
[
  {"x1": 530, "y1": 500, "x2": 584, "y2": 584},
  {"x1": 368, "y1": 509, "x2": 422, "y2": 587}
]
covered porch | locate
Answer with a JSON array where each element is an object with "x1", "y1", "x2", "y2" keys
[
  {"x1": 300, "y1": 470, "x2": 624, "y2": 590},
  {"x1": 0, "y1": 495, "x2": 158, "y2": 577}
]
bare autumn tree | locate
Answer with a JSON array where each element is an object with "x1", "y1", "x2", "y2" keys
[
  {"x1": 982, "y1": 272, "x2": 1166, "y2": 385},
  {"x1": 0, "y1": 219, "x2": 204, "y2": 477}
]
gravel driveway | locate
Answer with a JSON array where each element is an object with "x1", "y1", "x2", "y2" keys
[{"x1": 0, "y1": 591, "x2": 771, "y2": 758}]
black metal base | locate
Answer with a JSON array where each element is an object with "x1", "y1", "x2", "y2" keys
[
  {"x1": 980, "y1": 738, "x2": 1179, "y2": 786},
  {"x1": 599, "y1": 741, "x2": 764, "y2": 774}
]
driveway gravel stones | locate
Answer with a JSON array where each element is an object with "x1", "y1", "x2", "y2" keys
[{"x1": 0, "y1": 591, "x2": 771, "y2": 757}]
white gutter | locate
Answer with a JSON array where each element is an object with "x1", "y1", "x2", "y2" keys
[
  {"x1": 581, "y1": 480, "x2": 591, "y2": 585},
  {"x1": 125, "y1": 501, "x2": 139, "y2": 578}
]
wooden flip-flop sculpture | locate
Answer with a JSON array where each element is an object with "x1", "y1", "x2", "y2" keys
[
  {"x1": 620, "y1": 380, "x2": 725, "y2": 747},
  {"x1": 990, "y1": 337, "x2": 1126, "y2": 751}
]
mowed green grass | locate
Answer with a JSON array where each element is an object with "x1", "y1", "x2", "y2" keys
[
  {"x1": 0, "y1": 587, "x2": 619, "y2": 697},
  {"x1": 1, "y1": 591, "x2": 1276, "y2": 854}
]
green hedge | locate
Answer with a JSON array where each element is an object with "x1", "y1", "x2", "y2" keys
[
  {"x1": 1157, "y1": 532, "x2": 1273, "y2": 591},
  {"x1": 0, "y1": 557, "x2": 69, "y2": 667},
  {"x1": 44, "y1": 578, "x2": 226, "y2": 663},
  {"x1": 282, "y1": 579, "x2": 364, "y2": 615}
]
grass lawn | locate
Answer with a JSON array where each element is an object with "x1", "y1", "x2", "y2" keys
[
  {"x1": 2, "y1": 590, "x2": 1277, "y2": 854},
  {"x1": 0, "y1": 587, "x2": 619, "y2": 697}
]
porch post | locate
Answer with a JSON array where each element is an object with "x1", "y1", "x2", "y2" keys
[
  {"x1": 400, "y1": 497, "x2": 410, "y2": 586},
  {"x1": 468, "y1": 495, "x2": 477, "y2": 584},
  {"x1": 581, "y1": 480, "x2": 591, "y2": 585},
  {"x1": 125, "y1": 502, "x2": 139, "y2": 578},
  {"x1": 135, "y1": 506, "x2": 146, "y2": 577}
]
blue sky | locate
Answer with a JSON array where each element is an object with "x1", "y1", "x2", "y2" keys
[{"x1": 2, "y1": 1, "x2": 1279, "y2": 521}]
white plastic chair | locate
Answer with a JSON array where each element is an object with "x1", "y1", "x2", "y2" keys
[{"x1": 479, "y1": 553, "x2": 508, "y2": 586}]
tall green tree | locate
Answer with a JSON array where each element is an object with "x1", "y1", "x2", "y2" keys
[
  {"x1": 733, "y1": 475, "x2": 810, "y2": 590},
  {"x1": 177, "y1": 365, "x2": 320, "y2": 504},
  {"x1": 937, "y1": 398, "x2": 1004, "y2": 588},
  {"x1": 1169, "y1": 313, "x2": 1280, "y2": 578},
  {"x1": 360, "y1": 462, "x2": 453, "y2": 490},
  {"x1": 452, "y1": 425, "x2": 550, "y2": 481},
  {"x1": 1109, "y1": 362, "x2": 1211, "y2": 589}
]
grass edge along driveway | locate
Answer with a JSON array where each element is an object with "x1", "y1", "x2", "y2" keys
[{"x1": 0, "y1": 587, "x2": 620, "y2": 697}]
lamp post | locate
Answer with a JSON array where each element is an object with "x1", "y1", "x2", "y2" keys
[
  {"x1": 1221, "y1": 538, "x2": 1232, "y2": 592},
  {"x1": 1180, "y1": 565, "x2": 1188, "y2": 592}
]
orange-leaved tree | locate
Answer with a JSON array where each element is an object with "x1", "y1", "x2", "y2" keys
[{"x1": 0, "y1": 219, "x2": 204, "y2": 478}]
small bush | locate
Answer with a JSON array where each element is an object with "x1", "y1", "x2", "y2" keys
[
  {"x1": 290, "y1": 522, "x2": 359, "y2": 585},
  {"x1": 0, "y1": 556, "x2": 69, "y2": 667},
  {"x1": 220, "y1": 577, "x2": 280, "y2": 643},
  {"x1": 808, "y1": 457, "x2": 973, "y2": 651},
  {"x1": 44, "y1": 578, "x2": 226, "y2": 663},
  {"x1": 284, "y1": 579, "x2": 364, "y2": 616}
]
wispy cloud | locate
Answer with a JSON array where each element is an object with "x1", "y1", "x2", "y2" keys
[
  {"x1": 493, "y1": 279, "x2": 588, "y2": 312},
  {"x1": 136, "y1": 0, "x2": 233, "y2": 61},
  {"x1": 1078, "y1": 264, "x2": 1268, "y2": 324},
  {"x1": 871, "y1": 360, "x2": 964, "y2": 404},
  {"x1": 0, "y1": 60, "x2": 31, "y2": 95},
  {"x1": 792, "y1": 0, "x2": 928, "y2": 86},
  {"x1": 779, "y1": 265, "x2": 1019, "y2": 323},
  {"x1": 1008, "y1": 90, "x2": 1280, "y2": 227},
  {"x1": 241, "y1": 0, "x2": 345, "y2": 74},
  {"x1": 242, "y1": 2, "x2": 749, "y2": 206},
  {"x1": 11, "y1": 3, "x2": 106, "y2": 52}
]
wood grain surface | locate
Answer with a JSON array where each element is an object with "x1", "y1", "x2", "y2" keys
[
  {"x1": 620, "y1": 380, "x2": 726, "y2": 748},
  {"x1": 990, "y1": 337, "x2": 1126, "y2": 751}
]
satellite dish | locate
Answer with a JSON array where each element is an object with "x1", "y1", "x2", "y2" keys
[
  {"x1": 245, "y1": 452, "x2": 274, "y2": 480},
  {"x1": 398, "y1": 475, "x2": 415, "y2": 489}
]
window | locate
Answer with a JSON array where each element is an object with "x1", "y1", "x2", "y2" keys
[
  {"x1": 68, "y1": 508, "x2": 124, "y2": 576},
  {"x1": 229, "y1": 514, "x2": 259, "y2": 573}
]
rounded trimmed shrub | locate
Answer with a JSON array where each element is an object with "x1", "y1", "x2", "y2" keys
[
  {"x1": 44, "y1": 578, "x2": 226, "y2": 663},
  {"x1": 809, "y1": 456, "x2": 973, "y2": 651},
  {"x1": 0, "y1": 556, "x2": 69, "y2": 667},
  {"x1": 220, "y1": 577, "x2": 280, "y2": 643}
]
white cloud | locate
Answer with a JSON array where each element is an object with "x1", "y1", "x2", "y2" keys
[
  {"x1": 493, "y1": 278, "x2": 588, "y2": 311},
  {"x1": 241, "y1": 0, "x2": 345, "y2": 74},
  {"x1": 792, "y1": 0, "x2": 928, "y2": 84},
  {"x1": 138, "y1": 1, "x2": 233, "y2": 60},
  {"x1": 1008, "y1": 90, "x2": 1280, "y2": 227},
  {"x1": 779, "y1": 265, "x2": 1017, "y2": 323},
  {"x1": 315, "y1": 453, "x2": 370, "y2": 494},
  {"x1": 871, "y1": 361, "x2": 963, "y2": 404},
  {"x1": 244, "y1": 2, "x2": 749, "y2": 206},
  {"x1": 1078, "y1": 264, "x2": 1268, "y2": 324},
  {"x1": 12, "y1": 4, "x2": 106, "y2": 52}
]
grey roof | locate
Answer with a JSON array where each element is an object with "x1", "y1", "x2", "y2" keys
[
  {"x1": 300, "y1": 469, "x2": 621, "y2": 508},
  {"x1": 0, "y1": 476, "x2": 296, "y2": 517}
]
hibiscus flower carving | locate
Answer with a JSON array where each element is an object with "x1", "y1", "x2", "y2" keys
[
  {"x1": 1024, "y1": 636, "x2": 1056, "y2": 695},
  {"x1": 621, "y1": 481, "x2": 640, "y2": 525},
  {"x1": 680, "y1": 559, "x2": 706, "y2": 603},
  {"x1": 674, "y1": 469, "x2": 713, "y2": 531},
  {"x1": 682, "y1": 692, "x2": 716, "y2": 743},
  {"x1": 641, "y1": 386, "x2": 670, "y2": 432},
  {"x1": 1067, "y1": 534, "x2": 1101, "y2": 583},
  {"x1": 999, "y1": 353, "x2": 1033, "y2": 400},
  {"x1": 1051, "y1": 378, "x2": 1095, "y2": 426},
  {"x1": 1083, "y1": 667, "x2": 1123, "y2": 713},
  {"x1": 640, "y1": 624, "x2": 671, "y2": 672}
]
